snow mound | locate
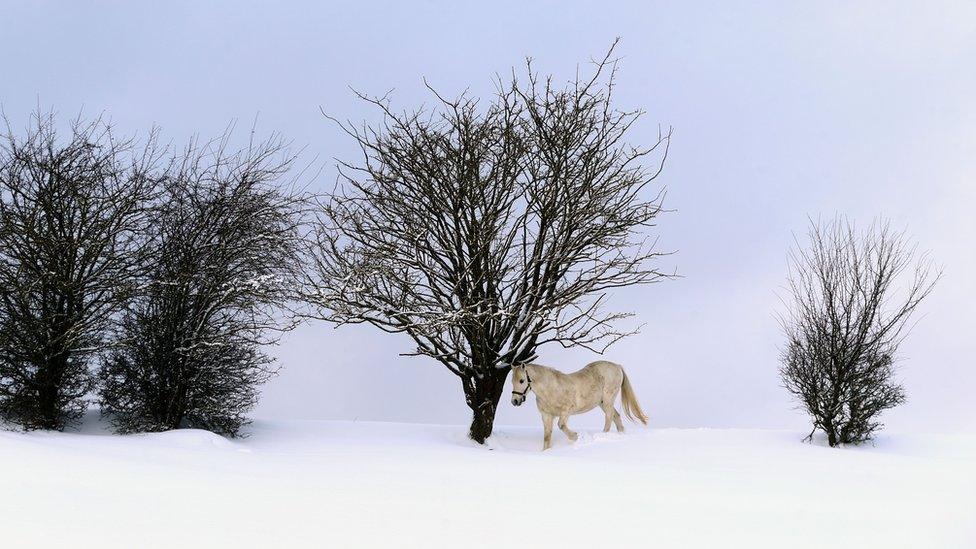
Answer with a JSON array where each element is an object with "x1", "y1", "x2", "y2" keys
[
  {"x1": 132, "y1": 428, "x2": 239, "y2": 450},
  {"x1": 1, "y1": 419, "x2": 973, "y2": 548}
]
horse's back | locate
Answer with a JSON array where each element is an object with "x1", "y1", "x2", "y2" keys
[
  {"x1": 580, "y1": 360, "x2": 624, "y2": 388},
  {"x1": 581, "y1": 360, "x2": 622, "y2": 375}
]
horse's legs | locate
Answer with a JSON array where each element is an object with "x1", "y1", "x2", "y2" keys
[
  {"x1": 558, "y1": 415, "x2": 578, "y2": 441},
  {"x1": 601, "y1": 402, "x2": 615, "y2": 432},
  {"x1": 605, "y1": 388, "x2": 626, "y2": 433},
  {"x1": 613, "y1": 409, "x2": 625, "y2": 432},
  {"x1": 541, "y1": 412, "x2": 554, "y2": 450}
]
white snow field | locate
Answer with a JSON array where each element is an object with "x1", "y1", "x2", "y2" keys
[{"x1": 1, "y1": 417, "x2": 973, "y2": 548}]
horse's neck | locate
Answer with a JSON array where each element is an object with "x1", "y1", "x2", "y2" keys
[
  {"x1": 525, "y1": 363, "x2": 546, "y2": 380},
  {"x1": 527, "y1": 364, "x2": 559, "y2": 395}
]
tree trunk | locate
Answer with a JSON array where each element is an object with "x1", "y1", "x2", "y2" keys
[
  {"x1": 35, "y1": 353, "x2": 68, "y2": 430},
  {"x1": 825, "y1": 423, "x2": 838, "y2": 447},
  {"x1": 462, "y1": 366, "x2": 510, "y2": 444},
  {"x1": 35, "y1": 382, "x2": 61, "y2": 430}
]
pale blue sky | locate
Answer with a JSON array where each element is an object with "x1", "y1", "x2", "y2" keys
[{"x1": 2, "y1": 1, "x2": 973, "y2": 432}]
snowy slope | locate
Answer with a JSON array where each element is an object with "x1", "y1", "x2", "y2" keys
[{"x1": 1, "y1": 417, "x2": 973, "y2": 548}]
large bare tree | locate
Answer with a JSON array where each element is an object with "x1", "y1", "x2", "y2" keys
[
  {"x1": 305, "y1": 43, "x2": 673, "y2": 442},
  {"x1": 0, "y1": 112, "x2": 161, "y2": 430},
  {"x1": 779, "y1": 217, "x2": 939, "y2": 446}
]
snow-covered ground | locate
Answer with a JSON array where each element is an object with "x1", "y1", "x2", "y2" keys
[{"x1": 1, "y1": 416, "x2": 973, "y2": 548}]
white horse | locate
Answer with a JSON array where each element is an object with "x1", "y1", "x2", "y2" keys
[{"x1": 510, "y1": 360, "x2": 648, "y2": 450}]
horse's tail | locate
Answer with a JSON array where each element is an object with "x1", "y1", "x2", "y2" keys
[{"x1": 620, "y1": 368, "x2": 649, "y2": 425}]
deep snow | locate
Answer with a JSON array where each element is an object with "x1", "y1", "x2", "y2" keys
[{"x1": 1, "y1": 416, "x2": 973, "y2": 548}]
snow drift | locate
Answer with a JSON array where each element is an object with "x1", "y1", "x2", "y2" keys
[{"x1": 1, "y1": 417, "x2": 973, "y2": 548}]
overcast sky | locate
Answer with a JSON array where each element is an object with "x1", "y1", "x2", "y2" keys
[{"x1": 2, "y1": 1, "x2": 974, "y2": 432}]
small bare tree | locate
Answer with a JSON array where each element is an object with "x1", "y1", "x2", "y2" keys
[
  {"x1": 779, "y1": 217, "x2": 939, "y2": 446},
  {"x1": 305, "y1": 42, "x2": 673, "y2": 442},
  {"x1": 98, "y1": 134, "x2": 305, "y2": 436},
  {"x1": 0, "y1": 112, "x2": 161, "y2": 430}
]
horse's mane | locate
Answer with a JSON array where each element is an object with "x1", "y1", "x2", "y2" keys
[{"x1": 524, "y1": 362, "x2": 566, "y2": 379}]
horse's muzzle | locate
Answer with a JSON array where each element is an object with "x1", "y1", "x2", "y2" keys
[{"x1": 511, "y1": 395, "x2": 525, "y2": 406}]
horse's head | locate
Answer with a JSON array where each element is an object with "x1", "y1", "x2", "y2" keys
[{"x1": 510, "y1": 364, "x2": 531, "y2": 407}]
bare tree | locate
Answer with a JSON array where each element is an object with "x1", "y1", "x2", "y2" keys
[
  {"x1": 98, "y1": 134, "x2": 305, "y2": 436},
  {"x1": 779, "y1": 217, "x2": 939, "y2": 446},
  {"x1": 304, "y1": 42, "x2": 673, "y2": 442},
  {"x1": 0, "y1": 112, "x2": 161, "y2": 430}
]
